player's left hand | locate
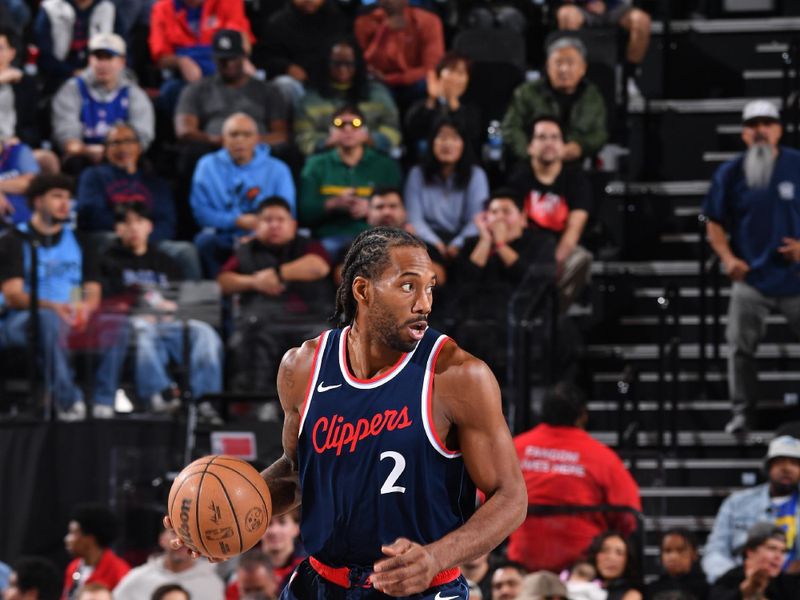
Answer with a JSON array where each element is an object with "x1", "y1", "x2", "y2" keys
[{"x1": 372, "y1": 538, "x2": 441, "y2": 596}]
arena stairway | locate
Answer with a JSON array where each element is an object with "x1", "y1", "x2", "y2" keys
[{"x1": 579, "y1": 16, "x2": 800, "y2": 577}]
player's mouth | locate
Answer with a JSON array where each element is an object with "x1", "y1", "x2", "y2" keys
[{"x1": 407, "y1": 321, "x2": 427, "y2": 340}]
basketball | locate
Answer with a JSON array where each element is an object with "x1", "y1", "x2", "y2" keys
[{"x1": 168, "y1": 455, "x2": 272, "y2": 560}]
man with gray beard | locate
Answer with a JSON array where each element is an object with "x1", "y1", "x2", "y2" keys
[{"x1": 703, "y1": 100, "x2": 800, "y2": 434}]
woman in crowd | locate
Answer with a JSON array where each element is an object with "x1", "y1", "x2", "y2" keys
[
  {"x1": 294, "y1": 36, "x2": 401, "y2": 156},
  {"x1": 587, "y1": 531, "x2": 644, "y2": 600},
  {"x1": 403, "y1": 115, "x2": 489, "y2": 260},
  {"x1": 403, "y1": 50, "x2": 482, "y2": 162}
]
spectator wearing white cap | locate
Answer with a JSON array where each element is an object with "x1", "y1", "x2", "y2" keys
[
  {"x1": 703, "y1": 99, "x2": 800, "y2": 435},
  {"x1": 702, "y1": 435, "x2": 800, "y2": 583},
  {"x1": 51, "y1": 32, "x2": 154, "y2": 175},
  {"x1": 33, "y1": 0, "x2": 125, "y2": 93}
]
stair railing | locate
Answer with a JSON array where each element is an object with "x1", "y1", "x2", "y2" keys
[{"x1": 656, "y1": 282, "x2": 681, "y2": 454}]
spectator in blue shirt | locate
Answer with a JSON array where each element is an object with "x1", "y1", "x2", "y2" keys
[
  {"x1": 703, "y1": 435, "x2": 800, "y2": 584},
  {"x1": 703, "y1": 100, "x2": 800, "y2": 434},
  {"x1": 0, "y1": 140, "x2": 40, "y2": 225},
  {"x1": 190, "y1": 112, "x2": 296, "y2": 277}
]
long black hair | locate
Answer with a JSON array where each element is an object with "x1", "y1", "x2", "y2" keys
[
  {"x1": 333, "y1": 227, "x2": 426, "y2": 327},
  {"x1": 420, "y1": 115, "x2": 476, "y2": 189},
  {"x1": 586, "y1": 530, "x2": 642, "y2": 588},
  {"x1": 313, "y1": 36, "x2": 369, "y2": 104}
]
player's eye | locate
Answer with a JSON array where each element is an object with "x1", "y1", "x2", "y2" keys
[{"x1": 401, "y1": 283, "x2": 413, "y2": 292}]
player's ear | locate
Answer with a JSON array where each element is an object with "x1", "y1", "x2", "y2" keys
[{"x1": 352, "y1": 275, "x2": 370, "y2": 305}]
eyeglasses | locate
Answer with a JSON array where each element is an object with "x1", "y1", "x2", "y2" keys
[
  {"x1": 332, "y1": 117, "x2": 363, "y2": 129},
  {"x1": 106, "y1": 138, "x2": 139, "y2": 147}
]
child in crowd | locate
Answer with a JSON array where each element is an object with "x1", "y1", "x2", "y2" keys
[
  {"x1": 646, "y1": 529, "x2": 709, "y2": 600},
  {"x1": 565, "y1": 559, "x2": 607, "y2": 600}
]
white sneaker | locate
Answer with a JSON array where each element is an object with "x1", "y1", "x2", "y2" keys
[
  {"x1": 724, "y1": 414, "x2": 749, "y2": 435},
  {"x1": 257, "y1": 402, "x2": 280, "y2": 422},
  {"x1": 198, "y1": 401, "x2": 223, "y2": 426},
  {"x1": 57, "y1": 400, "x2": 87, "y2": 422},
  {"x1": 626, "y1": 77, "x2": 644, "y2": 101},
  {"x1": 115, "y1": 389, "x2": 135, "y2": 413},
  {"x1": 92, "y1": 404, "x2": 115, "y2": 419},
  {"x1": 151, "y1": 392, "x2": 181, "y2": 415}
]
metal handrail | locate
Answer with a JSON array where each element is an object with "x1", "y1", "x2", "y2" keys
[
  {"x1": 656, "y1": 283, "x2": 680, "y2": 453},
  {"x1": 506, "y1": 264, "x2": 557, "y2": 434}
]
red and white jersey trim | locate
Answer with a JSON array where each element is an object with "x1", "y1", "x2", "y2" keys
[
  {"x1": 298, "y1": 330, "x2": 330, "y2": 437},
  {"x1": 421, "y1": 335, "x2": 461, "y2": 458},
  {"x1": 338, "y1": 326, "x2": 418, "y2": 389}
]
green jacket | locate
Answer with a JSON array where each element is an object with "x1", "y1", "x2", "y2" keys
[
  {"x1": 299, "y1": 147, "x2": 402, "y2": 239},
  {"x1": 294, "y1": 81, "x2": 401, "y2": 156},
  {"x1": 501, "y1": 78, "x2": 608, "y2": 162}
]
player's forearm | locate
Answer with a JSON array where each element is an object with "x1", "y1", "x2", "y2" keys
[
  {"x1": 261, "y1": 455, "x2": 302, "y2": 517},
  {"x1": 425, "y1": 483, "x2": 527, "y2": 571}
]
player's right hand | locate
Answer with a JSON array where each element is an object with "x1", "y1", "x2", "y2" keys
[{"x1": 162, "y1": 516, "x2": 225, "y2": 562}]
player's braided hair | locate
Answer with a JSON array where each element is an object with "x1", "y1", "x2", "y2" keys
[{"x1": 333, "y1": 226, "x2": 426, "y2": 327}]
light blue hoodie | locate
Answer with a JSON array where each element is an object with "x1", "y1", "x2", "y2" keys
[{"x1": 190, "y1": 143, "x2": 296, "y2": 233}]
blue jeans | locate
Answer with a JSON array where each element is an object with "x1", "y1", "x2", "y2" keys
[
  {"x1": 320, "y1": 234, "x2": 356, "y2": 259},
  {"x1": 0, "y1": 309, "x2": 82, "y2": 409},
  {"x1": 132, "y1": 317, "x2": 223, "y2": 400},
  {"x1": 90, "y1": 313, "x2": 131, "y2": 407},
  {"x1": 194, "y1": 230, "x2": 235, "y2": 278}
]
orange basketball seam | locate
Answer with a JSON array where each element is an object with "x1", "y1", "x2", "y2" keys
[
  {"x1": 194, "y1": 459, "x2": 215, "y2": 557},
  {"x1": 200, "y1": 461, "x2": 270, "y2": 517},
  {"x1": 202, "y1": 469, "x2": 245, "y2": 555}
]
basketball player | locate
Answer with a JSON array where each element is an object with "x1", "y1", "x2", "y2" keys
[{"x1": 167, "y1": 227, "x2": 527, "y2": 598}]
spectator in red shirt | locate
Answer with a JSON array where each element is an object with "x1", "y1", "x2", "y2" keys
[
  {"x1": 148, "y1": 0, "x2": 255, "y2": 113},
  {"x1": 508, "y1": 382, "x2": 641, "y2": 574},
  {"x1": 354, "y1": 0, "x2": 444, "y2": 110},
  {"x1": 61, "y1": 505, "x2": 130, "y2": 600}
]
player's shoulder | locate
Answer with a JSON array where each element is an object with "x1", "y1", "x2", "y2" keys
[
  {"x1": 434, "y1": 337, "x2": 497, "y2": 390},
  {"x1": 281, "y1": 329, "x2": 334, "y2": 373},
  {"x1": 278, "y1": 330, "x2": 331, "y2": 406}
]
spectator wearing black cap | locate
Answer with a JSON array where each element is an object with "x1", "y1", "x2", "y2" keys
[
  {"x1": 502, "y1": 36, "x2": 607, "y2": 164},
  {"x1": 709, "y1": 522, "x2": 800, "y2": 600},
  {"x1": 51, "y1": 32, "x2": 155, "y2": 175},
  {"x1": 175, "y1": 29, "x2": 288, "y2": 152},
  {"x1": 5, "y1": 557, "x2": 62, "y2": 600},
  {"x1": 704, "y1": 435, "x2": 800, "y2": 583},
  {"x1": 62, "y1": 504, "x2": 130, "y2": 599}
]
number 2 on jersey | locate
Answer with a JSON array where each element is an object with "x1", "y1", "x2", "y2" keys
[{"x1": 380, "y1": 451, "x2": 407, "y2": 494}]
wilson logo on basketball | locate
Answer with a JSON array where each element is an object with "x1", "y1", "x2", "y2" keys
[
  {"x1": 312, "y1": 407, "x2": 412, "y2": 455},
  {"x1": 178, "y1": 498, "x2": 193, "y2": 544}
]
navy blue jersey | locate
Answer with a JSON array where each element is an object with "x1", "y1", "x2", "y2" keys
[{"x1": 297, "y1": 326, "x2": 476, "y2": 568}]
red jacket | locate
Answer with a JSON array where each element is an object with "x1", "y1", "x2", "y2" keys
[
  {"x1": 354, "y1": 6, "x2": 443, "y2": 87},
  {"x1": 149, "y1": 0, "x2": 254, "y2": 63},
  {"x1": 62, "y1": 549, "x2": 130, "y2": 600},
  {"x1": 507, "y1": 424, "x2": 641, "y2": 573}
]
